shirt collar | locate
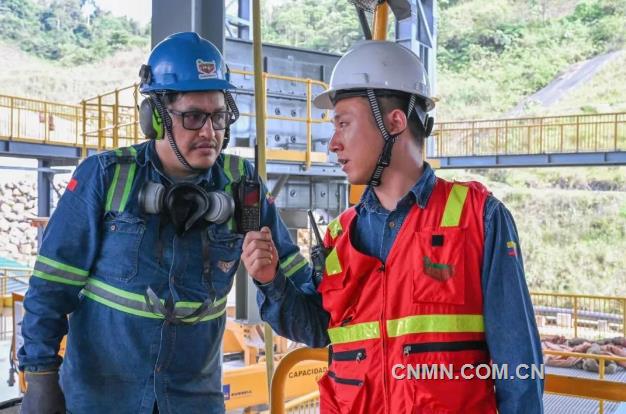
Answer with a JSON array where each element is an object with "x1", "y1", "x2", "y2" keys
[{"x1": 357, "y1": 161, "x2": 436, "y2": 214}]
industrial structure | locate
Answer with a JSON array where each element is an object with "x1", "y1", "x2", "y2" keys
[{"x1": 0, "y1": 0, "x2": 625, "y2": 413}]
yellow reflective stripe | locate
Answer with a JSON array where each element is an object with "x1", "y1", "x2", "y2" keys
[
  {"x1": 386, "y1": 314, "x2": 485, "y2": 338},
  {"x1": 328, "y1": 321, "x2": 380, "y2": 344},
  {"x1": 280, "y1": 252, "x2": 308, "y2": 278},
  {"x1": 325, "y1": 248, "x2": 342, "y2": 276},
  {"x1": 327, "y1": 218, "x2": 342, "y2": 239},
  {"x1": 440, "y1": 184, "x2": 469, "y2": 227}
]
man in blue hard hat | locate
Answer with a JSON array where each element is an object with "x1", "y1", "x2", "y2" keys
[{"x1": 18, "y1": 32, "x2": 311, "y2": 414}]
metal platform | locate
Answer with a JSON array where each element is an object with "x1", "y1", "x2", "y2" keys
[{"x1": 543, "y1": 365, "x2": 626, "y2": 414}]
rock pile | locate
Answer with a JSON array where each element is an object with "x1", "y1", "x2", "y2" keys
[{"x1": 0, "y1": 180, "x2": 65, "y2": 266}]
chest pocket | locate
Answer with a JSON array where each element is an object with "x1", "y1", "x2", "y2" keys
[
  {"x1": 412, "y1": 228, "x2": 466, "y2": 305},
  {"x1": 94, "y1": 212, "x2": 145, "y2": 281},
  {"x1": 204, "y1": 225, "x2": 244, "y2": 296}
]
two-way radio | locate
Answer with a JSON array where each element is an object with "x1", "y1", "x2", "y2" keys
[
  {"x1": 235, "y1": 144, "x2": 262, "y2": 233},
  {"x1": 308, "y1": 210, "x2": 329, "y2": 286}
]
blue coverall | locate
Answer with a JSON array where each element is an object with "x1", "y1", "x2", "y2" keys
[{"x1": 18, "y1": 140, "x2": 311, "y2": 414}]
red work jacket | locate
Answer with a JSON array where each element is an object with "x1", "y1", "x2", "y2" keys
[{"x1": 317, "y1": 178, "x2": 497, "y2": 414}]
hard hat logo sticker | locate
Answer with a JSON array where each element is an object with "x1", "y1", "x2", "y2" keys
[{"x1": 196, "y1": 59, "x2": 217, "y2": 79}]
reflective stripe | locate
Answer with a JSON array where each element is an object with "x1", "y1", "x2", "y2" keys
[
  {"x1": 32, "y1": 255, "x2": 88, "y2": 286},
  {"x1": 105, "y1": 147, "x2": 138, "y2": 212},
  {"x1": 440, "y1": 184, "x2": 469, "y2": 227},
  {"x1": 328, "y1": 218, "x2": 342, "y2": 239},
  {"x1": 325, "y1": 248, "x2": 342, "y2": 276},
  {"x1": 82, "y1": 278, "x2": 227, "y2": 322},
  {"x1": 280, "y1": 252, "x2": 308, "y2": 278},
  {"x1": 328, "y1": 321, "x2": 380, "y2": 345},
  {"x1": 223, "y1": 154, "x2": 245, "y2": 231},
  {"x1": 386, "y1": 314, "x2": 485, "y2": 338}
]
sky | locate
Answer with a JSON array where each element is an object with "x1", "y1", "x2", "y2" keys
[{"x1": 95, "y1": 0, "x2": 152, "y2": 26}]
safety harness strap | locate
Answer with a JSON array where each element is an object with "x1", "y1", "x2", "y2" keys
[{"x1": 105, "y1": 146, "x2": 138, "y2": 213}]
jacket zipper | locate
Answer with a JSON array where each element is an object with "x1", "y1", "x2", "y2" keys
[
  {"x1": 403, "y1": 340, "x2": 487, "y2": 356},
  {"x1": 328, "y1": 370, "x2": 364, "y2": 386},
  {"x1": 332, "y1": 348, "x2": 366, "y2": 362},
  {"x1": 379, "y1": 263, "x2": 389, "y2": 414}
]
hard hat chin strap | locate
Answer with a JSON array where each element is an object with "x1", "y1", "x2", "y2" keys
[
  {"x1": 366, "y1": 89, "x2": 397, "y2": 187},
  {"x1": 364, "y1": 90, "x2": 435, "y2": 187}
]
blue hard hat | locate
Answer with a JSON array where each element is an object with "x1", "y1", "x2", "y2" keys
[{"x1": 140, "y1": 32, "x2": 236, "y2": 93}]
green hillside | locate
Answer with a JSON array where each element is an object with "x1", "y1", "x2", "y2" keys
[{"x1": 436, "y1": 0, "x2": 626, "y2": 120}]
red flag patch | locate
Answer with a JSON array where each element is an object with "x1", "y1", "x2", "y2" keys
[{"x1": 67, "y1": 178, "x2": 78, "y2": 192}]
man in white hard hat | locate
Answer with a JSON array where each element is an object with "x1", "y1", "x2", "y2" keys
[{"x1": 242, "y1": 40, "x2": 544, "y2": 413}]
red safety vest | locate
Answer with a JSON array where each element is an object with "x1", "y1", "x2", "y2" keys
[{"x1": 317, "y1": 178, "x2": 497, "y2": 414}]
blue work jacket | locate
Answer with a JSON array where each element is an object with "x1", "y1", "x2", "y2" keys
[
  {"x1": 18, "y1": 140, "x2": 310, "y2": 414},
  {"x1": 257, "y1": 163, "x2": 544, "y2": 414}
]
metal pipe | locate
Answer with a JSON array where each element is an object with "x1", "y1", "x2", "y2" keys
[
  {"x1": 251, "y1": 0, "x2": 273, "y2": 396},
  {"x1": 305, "y1": 79, "x2": 312, "y2": 170},
  {"x1": 81, "y1": 100, "x2": 88, "y2": 158},
  {"x1": 373, "y1": 2, "x2": 389, "y2": 40},
  {"x1": 270, "y1": 348, "x2": 328, "y2": 414}
]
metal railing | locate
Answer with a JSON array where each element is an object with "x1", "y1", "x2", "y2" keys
[
  {"x1": 0, "y1": 95, "x2": 82, "y2": 147},
  {"x1": 543, "y1": 350, "x2": 626, "y2": 414},
  {"x1": 270, "y1": 347, "x2": 327, "y2": 414},
  {"x1": 4, "y1": 91, "x2": 626, "y2": 163},
  {"x1": 0, "y1": 270, "x2": 30, "y2": 340},
  {"x1": 433, "y1": 112, "x2": 626, "y2": 157},
  {"x1": 0, "y1": 69, "x2": 331, "y2": 168},
  {"x1": 531, "y1": 292, "x2": 626, "y2": 339}
]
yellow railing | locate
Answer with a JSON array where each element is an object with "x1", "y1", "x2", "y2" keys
[
  {"x1": 0, "y1": 95, "x2": 82, "y2": 147},
  {"x1": 270, "y1": 347, "x2": 327, "y2": 414},
  {"x1": 543, "y1": 350, "x2": 626, "y2": 414},
  {"x1": 0, "y1": 270, "x2": 30, "y2": 340},
  {"x1": 531, "y1": 292, "x2": 626, "y2": 339},
  {"x1": 0, "y1": 70, "x2": 331, "y2": 166},
  {"x1": 4, "y1": 89, "x2": 626, "y2": 164},
  {"x1": 81, "y1": 83, "x2": 142, "y2": 154},
  {"x1": 433, "y1": 112, "x2": 626, "y2": 157},
  {"x1": 0, "y1": 268, "x2": 30, "y2": 297}
]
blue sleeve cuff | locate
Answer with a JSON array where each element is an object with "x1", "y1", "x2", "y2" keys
[{"x1": 255, "y1": 269, "x2": 287, "y2": 302}]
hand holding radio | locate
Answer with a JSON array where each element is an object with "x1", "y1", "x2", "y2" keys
[{"x1": 242, "y1": 226, "x2": 279, "y2": 284}]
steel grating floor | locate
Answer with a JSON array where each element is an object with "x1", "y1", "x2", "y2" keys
[{"x1": 544, "y1": 365, "x2": 626, "y2": 414}]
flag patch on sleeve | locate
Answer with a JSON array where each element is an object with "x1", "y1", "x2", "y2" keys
[
  {"x1": 506, "y1": 241, "x2": 517, "y2": 256},
  {"x1": 67, "y1": 178, "x2": 78, "y2": 192}
]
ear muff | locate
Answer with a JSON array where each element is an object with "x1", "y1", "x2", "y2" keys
[{"x1": 139, "y1": 98, "x2": 165, "y2": 140}]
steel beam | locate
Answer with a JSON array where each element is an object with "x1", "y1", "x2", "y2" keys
[{"x1": 435, "y1": 151, "x2": 626, "y2": 169}]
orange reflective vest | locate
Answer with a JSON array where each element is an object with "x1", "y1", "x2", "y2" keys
[{"x1": 317, "y1": 178, "x2": 497, "y2": 414}]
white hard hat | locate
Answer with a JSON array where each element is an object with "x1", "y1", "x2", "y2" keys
[{"x1": 313, "y1": 40, "x2": 435, "y2": 111}]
